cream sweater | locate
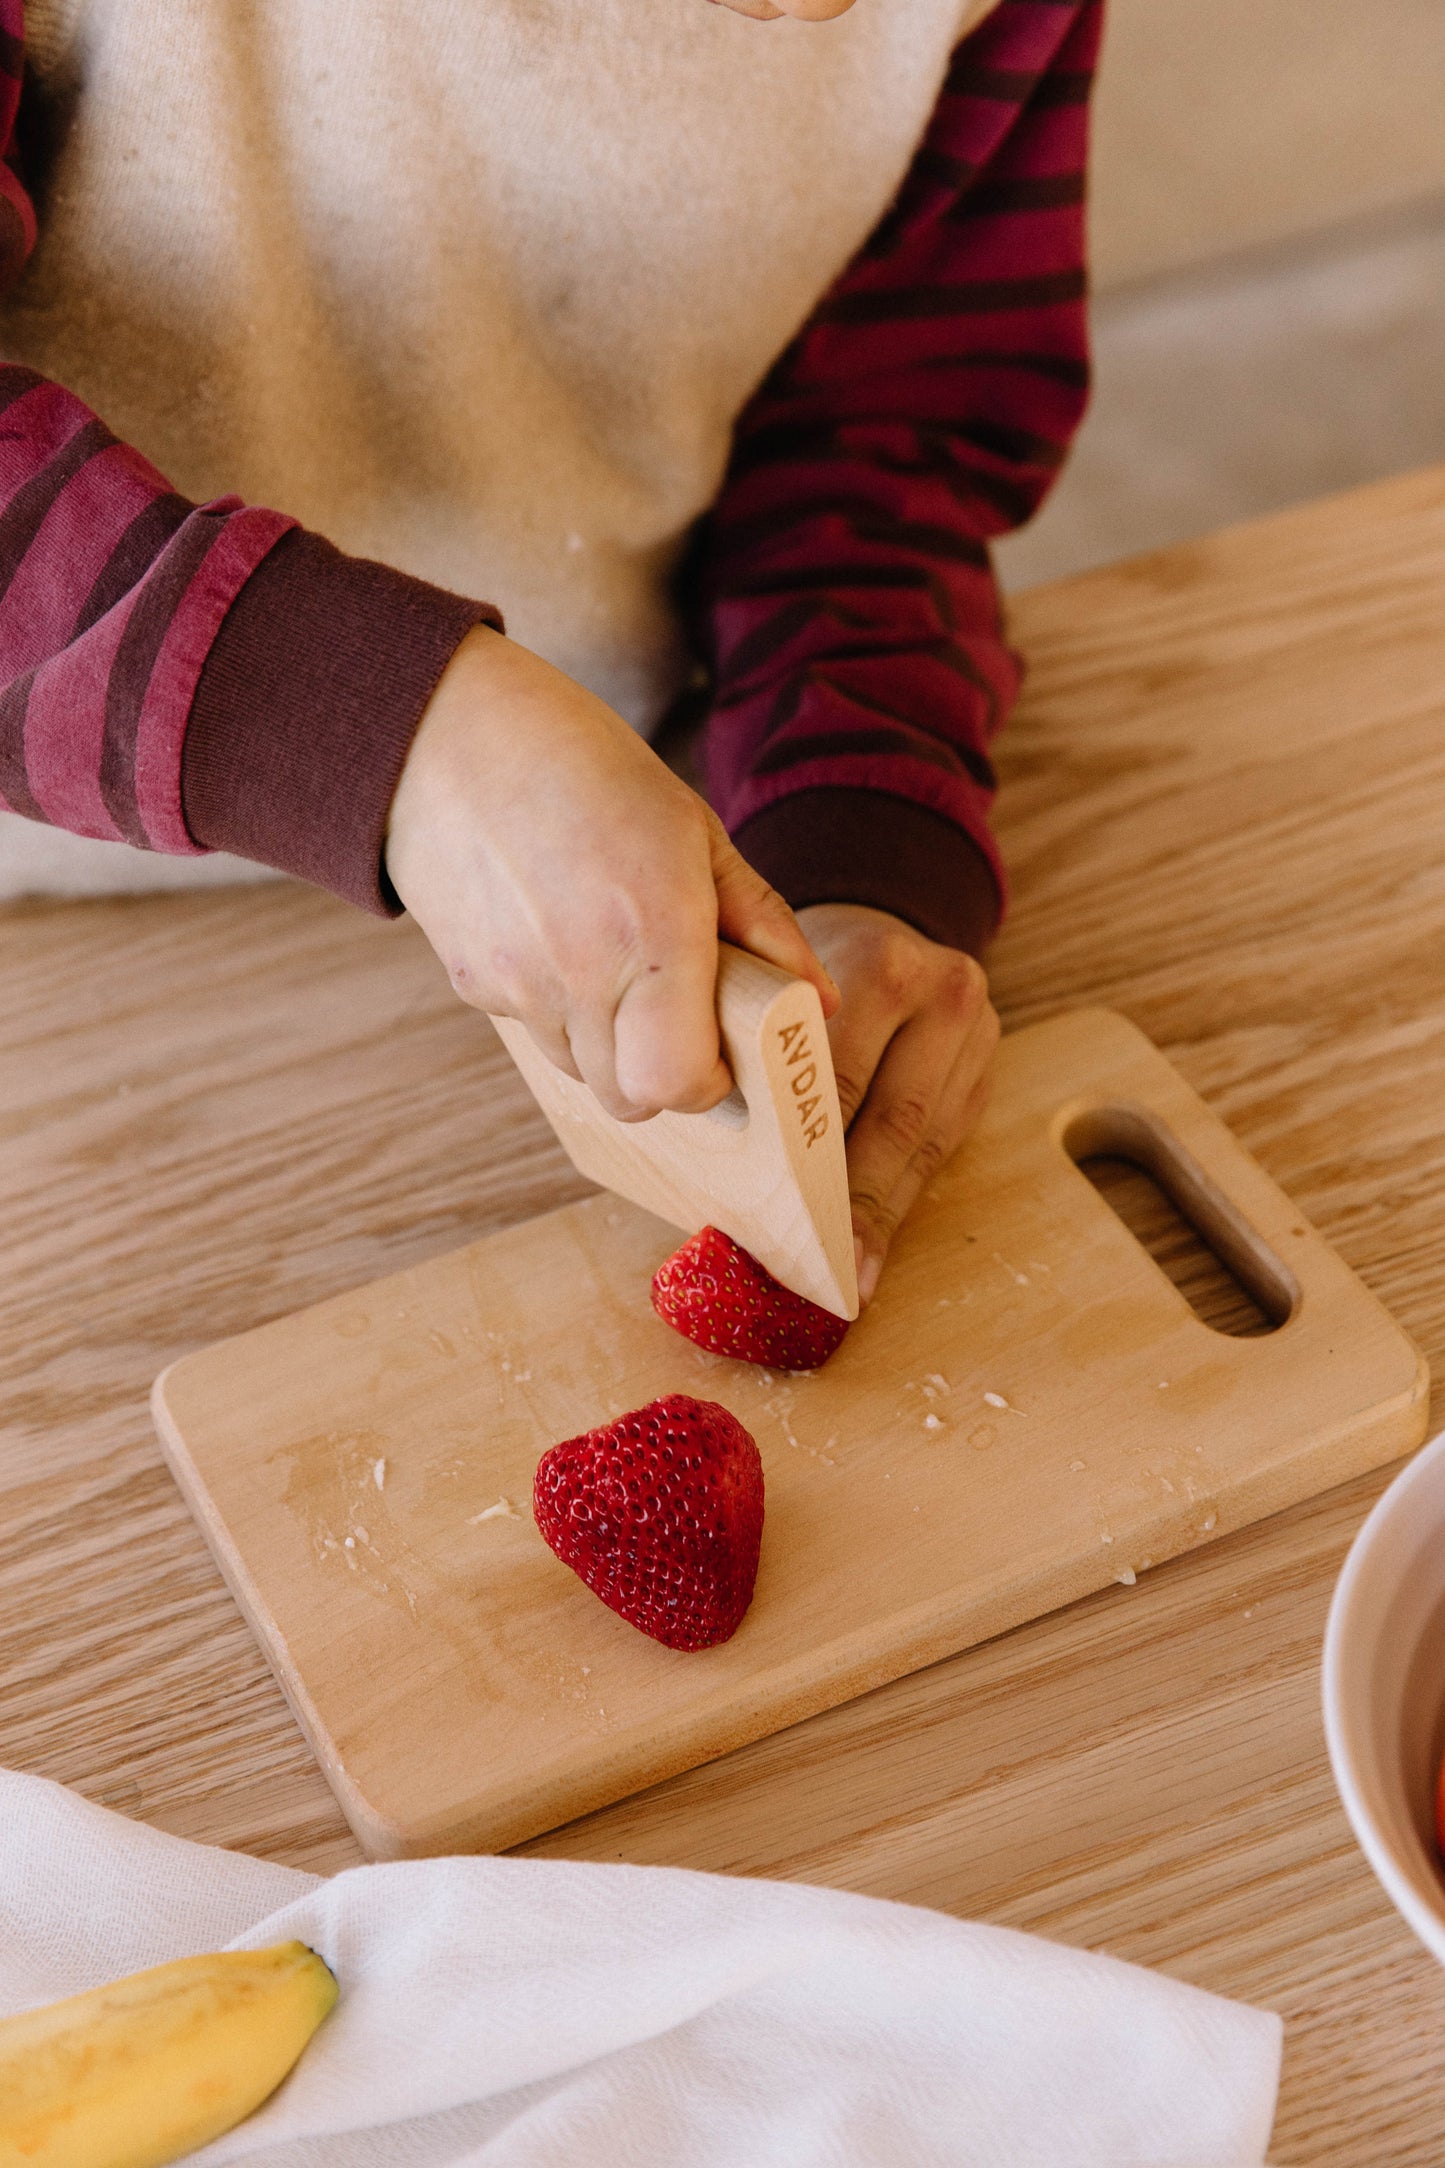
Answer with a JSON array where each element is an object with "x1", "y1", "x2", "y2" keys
[{"x1": 5, "y1": 0, "x2": 996, "y2": 822}]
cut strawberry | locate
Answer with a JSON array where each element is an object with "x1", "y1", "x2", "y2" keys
[
  {"x1": 651, "y1": 1225, "x2": 850, "y2": 1371},
  {"x1": 533, "y1": 1393, "x2": 764, "y2": 1651}
]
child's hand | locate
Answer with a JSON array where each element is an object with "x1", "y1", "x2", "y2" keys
[
  {"x1": 385, "y1": 629, "x2": 837, "y2": 1121},
  {"x1": 796, "y1": 902, "x2": 1000, "y2": 1307}
]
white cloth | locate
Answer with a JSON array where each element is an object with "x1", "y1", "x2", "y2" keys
[{"x1": 0, "y1": 1768, "x2": 1280, "y2": 2166}]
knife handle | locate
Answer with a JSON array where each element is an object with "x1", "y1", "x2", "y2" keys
[{"x1": 490, "y1": 943, "x2": 858, "y2": 1319}]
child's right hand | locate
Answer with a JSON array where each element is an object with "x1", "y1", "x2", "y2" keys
[{"x1": 385, "y1": 628, "x2": 838, "y2": 1121}]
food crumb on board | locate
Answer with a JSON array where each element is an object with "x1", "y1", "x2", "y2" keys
[
  {"x1": 1068, "y1": 1457, "x2": 1086, "y2": 1472},
  {"x1": 982, "y1": 1391, "x2": 1025, "y2": 1414},
  {"x1": 924, "y1": 1372, "x2": 950, "y2": 1394},
  {"x1": 923, "y1": 1413, "x2": 943, "y2": 1432},
  {"x1": 1157, "y1": 1380, "x2": 1170, "y2": 1390},
  {"x1": 373, "y1": 1458, "x2": 387, "y2": 1491},
  {"x1": 1099, "y1": 1530, "x2": 1114, "y2": 1545},
  {"x1": 1115, "y1": 1567, "x2": 1138, "y2": 1587},
  {"x1": 469, "y1": 1497, "x2": 522, "y2": 1524},
  {"x1": 1201, "y1": 1511, "x2": 1217, "y2": 1532},
  {"x1": 353, "y1": 1526, "x2": 369, "y2": 1545}
]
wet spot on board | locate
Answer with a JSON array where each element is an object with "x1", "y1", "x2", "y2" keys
[
  {"x1": 1167, "y1": 1364, "x2": 1238, "y2": 1415},
  {"x1": 270, "y1": 1426, "x2": 429, "y2": 1622},
  {"x1": 1056, "y1": 1300, "x2": 1165, "y2": 1367}
]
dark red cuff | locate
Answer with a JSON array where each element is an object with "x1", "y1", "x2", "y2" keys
[
  {"x1": 182, "y1": 528, "x2": 501, "y2": 915},
  {"x1": 732, "y1": 787, "x2": 1002, "y2": 959}
]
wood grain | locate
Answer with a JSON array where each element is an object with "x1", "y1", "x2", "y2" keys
[
  {"x1": 490, "y1": 941, "x2": 857, "y2": 1317},
  {"x1": 5, "y1": 466, "x2": 1445, "y2": 2158},
  {"x1": 1078, "y1": 1152, "x2": 1278, "y2": 1336}
]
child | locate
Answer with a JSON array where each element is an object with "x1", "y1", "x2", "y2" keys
[{"x1": 0, "y1": 0, "x2": 1098, "y2": 1299}]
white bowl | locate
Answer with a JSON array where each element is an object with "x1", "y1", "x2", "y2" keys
[{"x1": 1323, "y1": 1428, "x2": 1445, "y2": 1966}]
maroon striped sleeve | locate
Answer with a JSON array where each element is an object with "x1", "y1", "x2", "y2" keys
[
  {"x1": 0, "y1": 364, "x2": 501, "y2": 905},
  {"x1": 0, "y1": 372, "x2": 286, "y2": 851},
  {"x1": 0, "y1": 0, "x2": 498, "y2": 912},
  {"x1": 697, "y1": 0, "x2": 1103, "y2": 956},
  {"x1": 182, "y1": 530, "x2": 497, "y2": 911},
  {"x1": 0, "y1": 0, "x2": 33, "y2": 283}
]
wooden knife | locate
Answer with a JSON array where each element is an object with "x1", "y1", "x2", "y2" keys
[{"x1": 490, "y1": 943, "x2": 858, "y2": 1319}]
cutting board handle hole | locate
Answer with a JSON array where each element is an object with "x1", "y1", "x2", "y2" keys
[{"x1": 1064, "y1": 1104, "x2": 1299, "y2": 1337}]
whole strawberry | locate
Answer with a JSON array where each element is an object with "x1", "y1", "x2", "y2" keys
[
  {"x1": 651, "y1": 1225, "x2": 850, "y2": 1371},
  {"x1": 533, "y1": 1394, "x2": 764, "y2": 1651}
]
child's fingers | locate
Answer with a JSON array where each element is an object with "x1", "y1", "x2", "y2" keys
[
  {"x1": 845, "y1": 990, "x2": 999, "y2": 1304},
  {"x1": 820, "y1": 952, "x2": 925, "y2": 1133},
  {"x1": 499, "y1": 965, "x2": 729, "y2": 1123},
  {"x1": 595, "y1": 942, "x2": 733, "y2": 1121},
  {"x1": 517, "y1": 1013, "x2": 585, "y2": 1084},
  {"x1": 709, "y1": 820, "x2": 840, "y2": 1018},
  {"x1": 856, "y1": 1044, "x2": 995, "y2": 1304}
]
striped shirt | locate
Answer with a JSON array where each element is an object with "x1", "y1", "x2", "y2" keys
[{"x1": 0, "y1": 0, "x2": 1098, "y2": 949}]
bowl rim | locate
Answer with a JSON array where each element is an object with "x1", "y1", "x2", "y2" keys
[{"x1": 1322, "y1": 1426, "x2": 1445, "y2": 1966}]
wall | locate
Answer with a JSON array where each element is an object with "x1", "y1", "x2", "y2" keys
[{"x1": 1090, "y1": 0, "x2": 1445, "y2": 288}]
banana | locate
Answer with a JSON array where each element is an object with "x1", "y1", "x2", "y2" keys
[{"x1": 0, "y1": 1940, "x2": 338, "y2": 2168}]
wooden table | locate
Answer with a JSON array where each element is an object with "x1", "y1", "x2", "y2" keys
[{"x1": 6, "y1": 468, "x2": 1445, "y2": 2162}]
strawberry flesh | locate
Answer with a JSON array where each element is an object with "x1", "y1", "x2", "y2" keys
[
  {"x1": 651, "y1": 1225, "x2": 850, "y2": 1371},
  {"x1": 533, "y1": 1393, "x2": 764, "y2": 1651}
]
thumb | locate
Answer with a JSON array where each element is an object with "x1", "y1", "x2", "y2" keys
[{"x1": 708, "y1": 814, "x2": 840, "y2": 1016}]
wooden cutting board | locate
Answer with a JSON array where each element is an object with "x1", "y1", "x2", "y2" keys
[{"x1": 152, "y1": 1008, "x2": 1428, "y2": 1859}]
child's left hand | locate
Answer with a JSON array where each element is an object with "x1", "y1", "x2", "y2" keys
[{"x1": 795, "y1": 903, "x2": 1000, "y2": 1309}]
